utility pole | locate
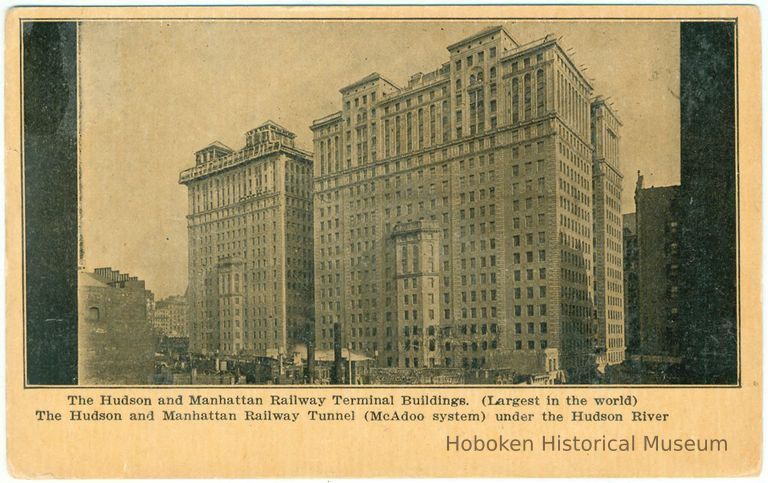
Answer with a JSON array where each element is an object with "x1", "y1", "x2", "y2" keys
[
  {"x1": 305, "y1": 322, "x2": 315, "y2": 384},
  {"x1": 332, "y1": 322, "x2": 343, "y2": 384}
]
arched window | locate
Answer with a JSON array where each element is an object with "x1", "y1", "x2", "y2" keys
[{"x1": 88, "y1": 307, "x2": 100, "y2": 323}]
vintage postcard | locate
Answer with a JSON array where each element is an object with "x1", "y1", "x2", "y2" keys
[{"x1": 4, "y1": 4, "x2": 762, "y2": 477}]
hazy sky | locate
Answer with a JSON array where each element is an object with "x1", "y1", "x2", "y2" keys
[{"x1": 80, "y1": 20, "x2": 680, "y2": 298}]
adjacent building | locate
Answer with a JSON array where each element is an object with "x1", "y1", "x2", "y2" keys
[
  {"x1": 591, "y1": 97, "x2": 625, "y2": 366},
  {"x1": 78, "y1": 267, "x2": 157, "y2": 385},
  {"x1": 633, "y1": 175, "x2": 681, "y2": 359},
  {"x1": 311, "y1": 26, "x2": 621, "y2": 381},
  {"x1": 179, "y1": 121, "x2": 314, "y2": 358},
  {"x1": 676, "y1": 23, "x2": 737, "y2": 384},
  {"x1": 622, "y1": 212, "x2": 639, "y2": 356},
  {"x1": 154, "y1": 295, "x2": 188, "y2": 337},
  {"x1": 609, "y1": 175, "x2": 684, "y2": 384}
]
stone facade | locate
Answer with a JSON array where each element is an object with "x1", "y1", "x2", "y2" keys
[
  {"x1": 311, "y1": 26, "x2": 619, "y2": 381},
  {"x1": 78, "y1": 268, "x2": 157, "y2": 385},
  {"x1": 591, "y1": 97, "x2": 625, "y2": 365},
  {"x1": 180, "y1": 121, "x2": 314, "y2": 357}
]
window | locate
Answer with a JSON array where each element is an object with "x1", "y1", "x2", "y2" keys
[
  {"x1": 87, "y1": 307, "x2": 100, "y2": 323},
  {"x1": 511, "y1": 78, "x2": 520, "y2": 123},
  {"x1": 524, "y1": 73, "x2": 532, "y2": 119},
  {"x1": 536, "y1": 69, "x2": 546, "y2": 115}
]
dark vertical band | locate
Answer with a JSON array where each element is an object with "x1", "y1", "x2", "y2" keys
[
  {"x1": 678, "y1": 22, "x2": 737, "y2": 384},
  {"x1": 23, "y1": 21, "x2": 79, "y2": 385}
]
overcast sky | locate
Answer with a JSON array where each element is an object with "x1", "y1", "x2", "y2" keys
[{"x1": 80, "y1": 20, "x2": 680, "y2": 298}]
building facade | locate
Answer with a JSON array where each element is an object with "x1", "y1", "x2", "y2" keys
[
  {"x1": 311, "y1": 26, "x2": 619, "y2": 380},
  {"x1": 622, "y1": 212, "x2": 639, "y2": 356},
  {"x1": 180, "y1": 121, "x2": 314, "y2": 357},
  {"x1": 154, "y1": 295, "x2": 188, "y2": 337},
  {"x1": 78, "y1": 267, "x2": 157, "y2": 384},
  {"x1": 591, "y1": 97, "x2": 625, "y2": 366},
  {"x1": 634, "y1": 174, "x2": 681, "y2": 358}
]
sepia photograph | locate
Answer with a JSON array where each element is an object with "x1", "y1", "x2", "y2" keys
[
  {"x1": 22, "y1": 18, "x2": 736, "y2": 386},
  {"x1": 6, "y1": 5, "x2": 760, "y2": 478}
]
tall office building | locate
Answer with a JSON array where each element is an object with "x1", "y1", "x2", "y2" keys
[
  {"x1": 591, "y1": 97, "x2": 625, "y2": 365},
  {"x1": 312, "y1": 26, "x2": 618, "y2": 380},
  {"x1": 180, "y1": 121, "x2": 314, "y2": 357}
]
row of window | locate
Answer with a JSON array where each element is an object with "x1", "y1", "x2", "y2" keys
[{"x1": 454, "y1": 46, "x2": 498, "y2": 71}]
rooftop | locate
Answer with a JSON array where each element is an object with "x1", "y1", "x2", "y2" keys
[
  {"x1": 87, "y1": 267, "x2": 146, "y2": 288},
  {"x1": 196, "y1": 140, "x2": 234, "y2": 154},
  {"x1": 339, "y1": 72, "x2": 400, "y2": 95},
  {"x1": 592, "y1": 96, "x2": 623, "y2": 126},
  {"x1": 79, "y1": 271, "x2": 108, "y2": 288},
  {"x1": 180, "y1": 134, "x2": 312, "y2": 185},
  {"x1": 311, "y1": 111, "x2": 342, "y2": 129},
  {"x1": 446, "y1": 25, "x2": 516, "y2": 52},
  {"x1": 249, "y1": 120, "x2": 296, "y2": 139}
]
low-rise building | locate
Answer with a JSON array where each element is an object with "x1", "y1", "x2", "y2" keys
[
  {"x1": 154, "y1": 295, "x2": 188, "y2": 337},
  {"x1": 78, "y1": 267, "x2": 158, "y2": 385}
]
